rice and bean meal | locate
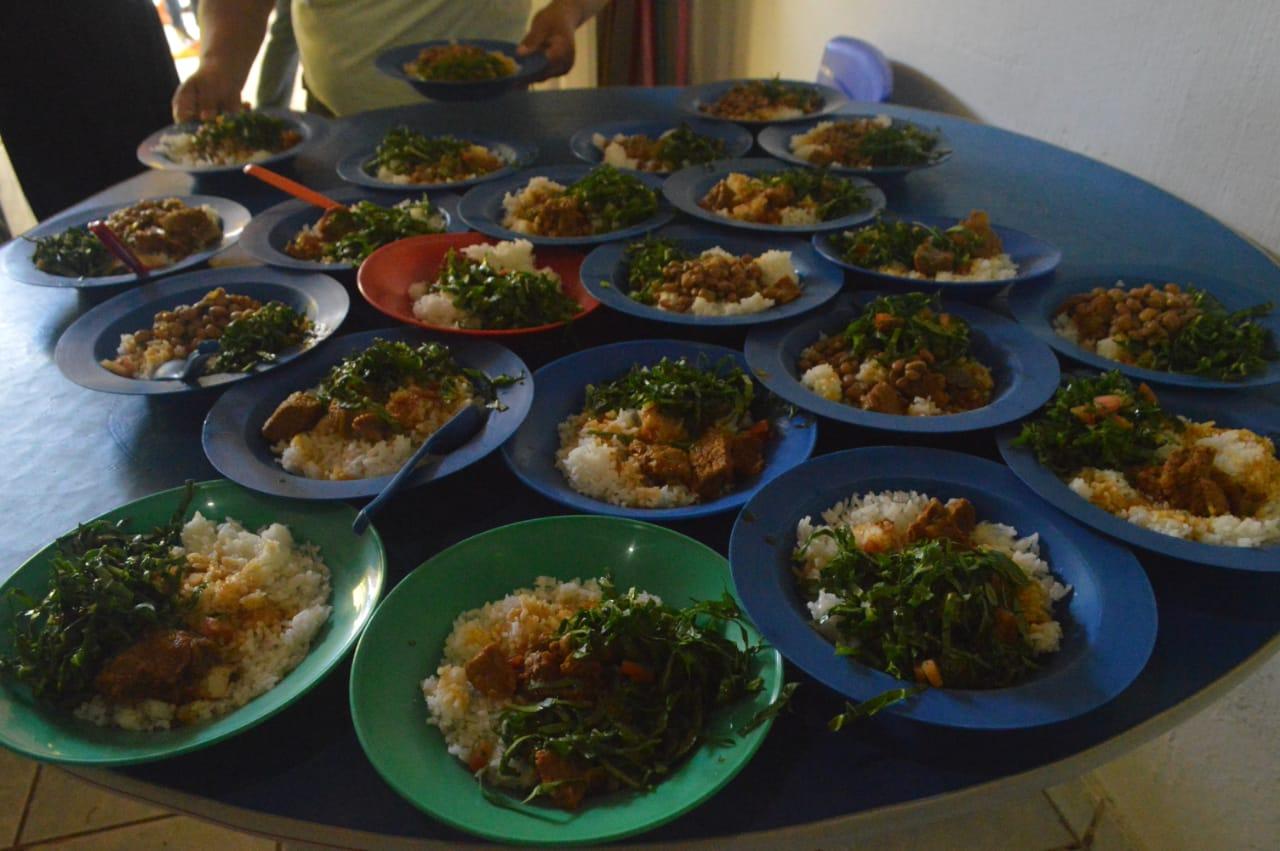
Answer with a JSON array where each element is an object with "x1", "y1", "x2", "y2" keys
[
  {"x1": 155, "y1": 110, "x2": 302, "y2": 167},
  {"x1": 1053, "y1": 281, "x2": 1274, "y2": 381},
  {"x1": 622, "y1": 237, "x2": 801, "y2": 316},
  {"x1": 830, "y1": 211, "x2": 1016, "y2": 282},
  {"x1": 501, "y1": 165, "x2": 658, "y2": 238},
  {"x1": 403, "y1": 43, "x2": 517, "y2": 81},
  {"x1": 799, "y1": 293, "x2": 994, "y2": 416},
  {"x1": 556, "y1": 357, "x2": 773, "y2": 508},
  {"x1": 422, "y1": 576, "x2": 766, "y2": 809},
  {"x1": 795, "y1": 490, "x2": 1068, "y2": 694},
  {"x1": 260, "y1": 338, "x2": 489, "y2": 480},
  {"x1": 284, "y1": 196, "x2": 445, "y2": 264},
  {"x1": 699, "y1": 168, "x2": 869, "y2": 227},
  {"x1": 366, "y1": 127, "x2": 508, "y2": 185},
  {"x1": 701, "y1": 78, "x2": 824, "y2": 121},
  {"x1": 788, "y1": 116, "x2": 944, "y2": 169},
  {"x1": 592, "y1": 123, "x2": 727, "y2": 172},
  {"x1": 407, "y1": 239, "x2": 580, "y2": 329},
  {"x1": 1015, "y1": 372, "x2": 1280, "y2": 547},
  {"x1": 101, "y1": 288, "x2": 312, "y2": 380},
  {"x1": 0, "y1": 486, "x2": 331, "y2": 731},
  {"x1": 31, "y1": 198, "x2": 223, "y2": 278}
]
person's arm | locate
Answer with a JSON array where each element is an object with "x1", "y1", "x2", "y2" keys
[
  {"x1": 171, "y1": 0, "x2": 275, "y2": 121},
  {"x1": 517, "y1": 0, "x2": 610, "y2": 81}
]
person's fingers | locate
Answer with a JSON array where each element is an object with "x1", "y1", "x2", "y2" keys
[
  {"x1": 172, "y1": 78, "x2": 199, "y2": 123},
  {"x1": 516, "y1": 16, "x2": 551, "y2": 56},
  {"x1": 543, "y1": 34, "x2": 575, "y2": 75}
]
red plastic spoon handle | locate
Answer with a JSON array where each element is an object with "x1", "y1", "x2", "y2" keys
[
  {"x1": 87, "y1": 220, "x2": 150, "y2": 279},
  {"x1": 242, "y1": 164, "x2": 344, "y2": 211}
]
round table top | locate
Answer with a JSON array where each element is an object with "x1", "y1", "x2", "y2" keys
[{"x1": 4, "y1": 86, "x2": 1280, "y2": 848}]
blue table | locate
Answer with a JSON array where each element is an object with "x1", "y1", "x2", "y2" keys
[{"x1": 4, "y1": 87, "x2": 1279, "y2": 847}]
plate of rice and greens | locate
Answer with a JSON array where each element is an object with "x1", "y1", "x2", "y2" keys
[
  {"x1": 459, "y1": 164, "x2": 674, "y2": 246},
  {"x1": 729, "y1": 446, "x2": 1157, "y2": 730},
  {"x1": 998, "y1": 372, "x2": 1280, "y2": 571},
  {"x1": 1009, "y1": 265, "x2": 1280, "y2": 389},
  {"x1": 568, "y1": 119, "x2": 753, "y2": 173},
  {"x1": 663, "y1": 158, "x2": 885, "y2": 235},
  {"x1": 336, "y1": 126, "x2": 536, "y2": 192},
  {"x1": 240, "y1": 186, "x2": 460, "y2": 273},
  {"x1": 375, "y1": 39, "x2": 549, "y2": 101},
  {"x1": 758, "y1": 113, "x2": 951, "y2": 176},
  {"x1": 203, "y1": 327, "x2": 532, "y2": 500},
  {"x1": 54, "y1": 267, "x2": 348, "y2": 395},
  {"x1": 358, "y1": 232, "x2": 597, "y2": 336},
  {"x1": 745, "y1": 292, "x2": 1060, "y2": 433},
  {"x1": 678, "y1": 78, "x2": 846, "y2": 125},
  {"x1": 137, "y1": 108, "x2": 326, "y2": 174},
  {"x1": 503, "y1": 339, "x2": 817, "y2": 520},
  {"x1": 0, "y1": 479, "x2": 385, "y2": 765},
  {"x1": 349, "y1": 514, "x2": 784, "y2": 845},
  {"x1": 579, "y1": 225, "x2": 843, "y2": 327},
  {"x1": 813, "y1": 211, "x2": 1062, "y2": 297}
]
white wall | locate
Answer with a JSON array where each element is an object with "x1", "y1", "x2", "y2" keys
[{"x1": 690, "y1": 0, "x2": 1280, "y2": 253}]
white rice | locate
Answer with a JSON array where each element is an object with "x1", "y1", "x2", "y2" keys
[
  {"x1": 155, "y1": 132, "x2": 276, "y2": 168},
  {"x1": 407, "y1": 239, "x2": 560, "y2": 328},
  {"x1": 882, "y1": 253, "x2": 1018, "y2": 282},
  {"x1": 501, "y1": 176, "x2": 566, "y2": 234}
]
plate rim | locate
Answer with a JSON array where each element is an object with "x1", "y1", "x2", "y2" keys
[{"x1": 755, "y1": 113, "x2": 953, "y2": 176}]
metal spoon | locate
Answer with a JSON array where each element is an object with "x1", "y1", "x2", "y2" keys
[
  {"x1": 153, "y1": 339, "x2": 220, "y2": 382},
  {"x1": 351, "y1": 402, "x2": 489, "y2": 535}
]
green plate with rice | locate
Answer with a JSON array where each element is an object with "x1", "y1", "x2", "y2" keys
[
  {"x1": 348, "y1": 515, "x2": 785, "y2": 846},
  {"x1": 0, "y1": 479, "x2": 386, "y2": 765}
]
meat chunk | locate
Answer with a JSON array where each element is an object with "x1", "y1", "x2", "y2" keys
[
  {"x1": 912, "y1": 241, "x2": 956, "y2": 275},
  {"x1": 261, "y1": 391, "x2": 325, "y2": 442},
  {"x1": 1134, "y1": 446, "x2": 1237, "y2": 517},
  {"x1": 637, "y1": 405, "x2": 687, "y2": 444},
  {"x1": 728, "y1": 420, "x2": 769, "y2": 478},
  {"x1": 94, "y1": 629, "x2": 220, "y2": 703},
  {"x1": 464, "y1": 642, "x2": 516, "y2": 699},
  {"x1": 351, "y1": 412, "x2": 390, "y2": 441},
  {"x1": 861, "y1": 381, "x2": 906, "y2": 414},
  {"x1": 906, "y1": 497, "x2": 976, "y2": 546},
  {"x1": 313, "y1": 207, "x2": 358, "y2": 241},
  {"x1": 689, "y1": 429, "x2": 734, "y2": 498},
  {"x1": 955, "y1": 210, "x2": 1003, "y2": 259},
  {"x1": 533, "y1": 749, "x2": 604, "y2": 810},
  {"x1": 634, "y1": 443, "x2": 693, "y2": 487}
]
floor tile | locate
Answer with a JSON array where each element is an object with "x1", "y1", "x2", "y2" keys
[
  {"x1": 1044, "y1": 775, "x2": 1102, "y2": 839},
  {"x1": 856, "y1": 791, "x2": 1078, "y2": 850},
  {"x1": 25, "y1": 815, "x2": 275, "y2": 850},
  {"x1": 0, "y1": 748, "x2": 38, "y2": 846},
  {"x1": 20, "y1": 768, "x2": 167, "y2": 844}
]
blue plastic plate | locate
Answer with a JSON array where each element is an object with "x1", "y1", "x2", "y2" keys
[
  {"x1": 729, "y1": 446, "x2": 1158, "y2": 729},
  {"x1": 757, "y1": 114, "x2": 952, "y2": 176},
  {"x1": 568, "y1": 119, "x2": 753, "y2": 173},
  {"x1": 54, "y1": 267, "x2": 349, "y2": 395},
  {"x1": 744, "y1": 292, "x2": 1060, "y2": 433},
  {"x1": 239, "y1": 186, "x2": 462, "y2": 272},
  {"x1": 813, "y1": 214, "x2": 1062, "y2": 298},
  {"x1": 336, "y1": 134, "x2": 537, "y2": 192},
  {"x1": 662, "y1": 158, "x2": 886, "y2": 235},
  {"x1": 374, "y1": 39, "x2": 549, "y2": 101},
  {"x1": 1, "y1": 195, "x2": 251, "y2": 288},
  {"x1": 136, "y1": 109, "x2": 329, "y2": 175},
  {"x1": 501, "y1": 339, "x2": 818, "y2": 520},
  {"x1": 1008, "y1": 264, "x2": 1280, "y2": 389},
  {"x1": 203, "y1": 327, "x2": 533, "y2": 499},
  {"x1": 579, "y1": 224, "x2": 843, "y2": 327},
  {"x1": 676, "y1": 79, "x2": 847, "y2": 126},
  {"x1": 458, "y1": 165, "x2": 675, "y2": 247},
  {"x1": 997, "y1": 385, "x2": 1280, "y2": 571}
]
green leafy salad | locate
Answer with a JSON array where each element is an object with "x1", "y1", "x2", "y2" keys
[
  {"x1": 211, "y1": 301, "x2": 314, "y2": 374},
  {"x1": 583, "y1": 356, "x2": 761, "y2": 434},
  {"x1": 409, "y1": 244, "x2": 580, "y2": 329},
  {"x1": 505, "y1": 165, "x2": 658, "y2": 237},
  {"x1": 30, "y1": 227, "x2": 120, "y2": 277},
  {"x1": 285, "y1": 196, "x2": 445, "y2": 264},
  {"x1": 366, "y1": 127, "x2": 507, "y2": 184}
]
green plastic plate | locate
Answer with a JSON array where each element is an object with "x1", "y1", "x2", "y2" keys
[
  {"x1": 348, "y1": 515, "x2": 784, "y2": 846},
  {"x1": 0, "y1": 480, "x2": 386, "y2": 766}
]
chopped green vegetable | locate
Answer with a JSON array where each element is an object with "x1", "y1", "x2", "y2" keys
[
  {"x1": 584, "y1": 356, "x2": 758, "y2": 433},
  {"x1": 429, "y1": 249, "x2": 580, "y2": 329},
  {"x1": 622, "y1": 237, "x2": 692, "y2": 304},
  {"x1": 832, "y1": 215, "x2": 992, "y2": 272},
  {"x1": 842, "y1": 293, "x2": 973, "y2": 365},
  {"x1": 29, "y1": 227, "x2": 120, "y2": 278},
  {"x1": 828, "y1": 686, "x2": 924, "y2": 730},
  {"x1": 406, "y1": 46, "x2": 513, "y2": 81},
  {"x1": 368, "y1": 127, "x2": 499, "y2": 181},
  {"x1": 565, "y1": 165, "x2": 659, "y2": 232},
  {"x1": 763, "y1": 168, "x2": 869, "y2": 220},
  {"x1": 323, "y1": 196, "x2": 445, "y2": 263},
  {"x1": 650, "y1": 123, "x2": 727, "y2": 169},
  {"x1": 1140, "y1": 290, "x2": 1273, "y2": 380},
  {"x1": 209, "y1": 301, "x2": 313, "y2": 374},
  {"x1": 852, "y1": 123, "x2": 943, "y2": 167},
  {"x1": 189, "y1": 110, "x2": 296, "y2": 159}
]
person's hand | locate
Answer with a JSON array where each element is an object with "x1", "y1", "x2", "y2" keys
[
  {"x1": 171, "y1": 63, "x2": 245, "y2": 122},
  {"x1": 518, "y1": 0, "x2": 582, "y2": 81}
]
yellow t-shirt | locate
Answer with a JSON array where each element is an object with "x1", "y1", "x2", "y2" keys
[{"x1": 293, "y1": 0, "x2": 533, "y2": 116}]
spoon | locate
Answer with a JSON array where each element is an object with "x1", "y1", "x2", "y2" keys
[
  {"x1": 87, "y1": 221, "x2": 151, "y2": 279},
  {"x1": 153, "y1": 339, "x2": 220, "y2": 382},
  {"x1": 242, "y1": 164, "x2": 344, "y2": 210},
  {"x1": 351, "y1": 402, "x2": 489, "y2": 535}
]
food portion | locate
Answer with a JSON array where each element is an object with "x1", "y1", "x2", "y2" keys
[
  {"x1": 789, "y1": 116, "x2": 943, "y2": 168},
  {"x1": 501, "y1": 165, "x2": 658, "y2": 238},
  {"x1": 798, "y1": 293, "x2": 994, "y2": 416},
  {"x1": 403, "y1": 43, "x2": 517, "y2": 81},
  {"x1": 556, "y1": 357, "x2": 773, "y2": 508},
  {"x1": 701, "y1": 78, "x2": 824, "y2": 121},
  {"x1": 0, "y1": 488, "x2": 332, "y2": 730},
  {"x1": 591, "y1": 123, "x2": 727, "y2": 172},
  {"x1": 156, "y1": 110, "x2": 302, "y2": 167},
  {"x1": 1053, "y1": 281, "x2": 1274, "y2": 380},
  {"x1": 284, "y1": 196, "x2": 445, "y2": 264},
  {"x1": 32, "y1": 198, "x2": 223, "y2": 277},
  {"x1": 1014, "y1": 372, "x2": 1280, "y2": 547},
  {"x1": 794, "y1": 490, "x2": 1068, "y2": 689},
  {"x1": 262, "y1": 339, "x2": 485, "y2": 480},
  {"x1": 101, "y1": 288, "x2": 313, "y2": 379},
  {"x1": 623, "y1": 237, "x2": 801, "y2": 316},
  {"x1": 830, "y1": 211, "x2": 1015, "y2": 281},
  {"x1": 407, "y1": 239, "x2": 580, "y2": 329},
  {"x1": 699, "y1": 168, "x2": 868, "y2": 227},
  {"x1": 422, "y1": 577, "x2": 764, "y2": 810},
  {"x1": 366, "y1": 127, "x2": 507, "y2": 185}
]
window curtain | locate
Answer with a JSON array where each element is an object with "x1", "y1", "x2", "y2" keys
[{"x1": 596, "y1": 0, "x2": 691, "y2": 86}]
